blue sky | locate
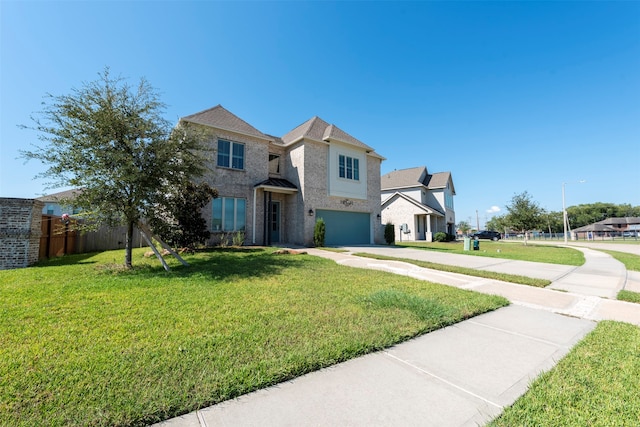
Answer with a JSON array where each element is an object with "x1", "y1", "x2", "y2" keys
[{"x1": 1, "y1": 1, "x2": 639, "y2": 228}]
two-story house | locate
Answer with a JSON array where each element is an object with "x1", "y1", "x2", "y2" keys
[
  {"x1": 180, "y1": 105, "x2": 385, "y2": 247},
  {"x1": 380, "y1": 166, "x2": 456, "y2": 242}
]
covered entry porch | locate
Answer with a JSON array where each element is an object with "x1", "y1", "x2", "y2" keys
[{"x1": 252, "y1": 178, "x2": 298, "y2": 246}]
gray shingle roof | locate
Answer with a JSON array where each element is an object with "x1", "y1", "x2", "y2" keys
[
  {"x1": 36, "y1": 188, "x2": 82, "y2": 202},
  {"x1": 182, "y1": 106, "x2": 383, "y2": 157},
  {"x1": 282, "y1": 116, "x2": 331, "y2": 145},
  {"x1": 381, "y1": 167, "x2": 427, "y2": 190},
  {"x1": 181, "y1": 105, "x2": 271, "y2": 141},
  {"x1": 424, "y1": 172, "x2": 454, "y2": 194},
  {"x1": 282, "y1": 116, "x2": 378, "y2": 154},
  {"x1": 597, "y1": 217, "x2": 640, "y2": 225},
  {"x1": 382, "y1": 167, "x2": 454, "y2": 194}
]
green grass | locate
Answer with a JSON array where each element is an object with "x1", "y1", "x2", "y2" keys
[
  {"x1": 0, "y1": 248, "x2": 508, "y2": 426},
  {"x1": 353, "y1": 252, "x2": 550, "y2": 287},
  {"x1": 397, "y1": 241, "x2": 585, "y2": 266},
  {"x1": 600, "y1": 249, "x2": 640, "y2": 272},
  {"x1": 489, "y1": 321, "x2": 640, "y2": 426},
  {"x1": 618, "y1": 290, "x2": 640, "y2": 304},
  {"x1": 597, "y1": 249, "x2": 640, "y2": 304}
]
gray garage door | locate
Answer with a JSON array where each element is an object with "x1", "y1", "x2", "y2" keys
[{"x1": 316, "y1": 210, "x2": 370, "y2": 246}]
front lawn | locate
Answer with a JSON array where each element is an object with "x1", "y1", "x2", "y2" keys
[
  {"x1": 398, "y1": 241, "x2": 585, "y2": 265},
  {"x1": 353, "y1": 252, "x2": 550, "y2": 287},
  {"x1": 489, "y1": 321, "x2": 640, "y2": 426},
  {"x1": 0, "y1": 248, "x2": 508, "y2": 426}
]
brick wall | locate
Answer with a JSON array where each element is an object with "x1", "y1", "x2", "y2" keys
[{"x1": 0, "y1": 198, "x2": 44, "y2": 270}]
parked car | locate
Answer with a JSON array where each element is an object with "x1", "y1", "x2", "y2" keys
[{"x1": 471, "y1": 230, "x2": 501, "y2": 241}]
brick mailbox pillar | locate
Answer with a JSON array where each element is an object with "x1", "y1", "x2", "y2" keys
[{"x1": 0, "y1": 198, "x2": 44, "y2": 270}]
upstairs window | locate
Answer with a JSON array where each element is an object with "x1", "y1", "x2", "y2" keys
[
  {"x1": 217, "y1": 139, "x2": 245, "y2": 170},
  {"x1": 269, "y1": 154, "x2": 281, "y2": 174},
  {"x1": 338, "y1": 155, "x2": 360, "y2": 181}
]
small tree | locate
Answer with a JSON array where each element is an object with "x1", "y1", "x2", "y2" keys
[
  {"x1": 149, "y1": 182, "x2": 218, "y2": 249},
  {"x1": 505, "y1": 191, "x2": 544, "y2": 245},
  {"x1": 21, "y1": 68, "x2": 210, "y2": 268},
  {"x1": 457, "y1": 220, "x2": 471, "y2": 236},
  {"x1": 314, "y1": 218, "x2": 325, "y2": 247},
  {"x1": 384, "y1": 222, "x2": 395, "y2": 245}
]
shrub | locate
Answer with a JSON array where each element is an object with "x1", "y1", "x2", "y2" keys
[
  {"x1": 384, "y1": 223, "x2": 395, "y2": 245},
  {"x1": 314, "y1": 218, "x2": 325, "y2": 247},
  {"x1": 434, "y1": 232, "x2": 448, "y2": 242},
  {"x1": 232, "y1": 231, "x2": 245, "y2": 247}
]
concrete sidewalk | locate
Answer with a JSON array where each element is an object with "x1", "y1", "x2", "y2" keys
[{"x1": 154, "y1": 244, "x2": 637, "y2": 427}]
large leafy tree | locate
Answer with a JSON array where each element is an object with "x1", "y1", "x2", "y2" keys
[
  {"x1": 505, "y1": 191, "x2": 544, "y2": 243},
  {"x1": 22, "y1": 68, "x2": 209, "y2": 268}
]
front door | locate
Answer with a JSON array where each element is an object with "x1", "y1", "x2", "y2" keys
[{"x1": 270, "y1": 201, "x2": 281, "y2": 243}]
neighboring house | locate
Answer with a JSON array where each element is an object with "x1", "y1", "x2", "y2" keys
[
  {"x1": 37, "y1": 189, "x2": 82, "y2": 216},
  {"x1": 573, "y1": 217, "x2": 640, "y2": 239},
  {"x1": 380, "y1": 166, "x2": 456, "y2": 242},
  {"x1": 180, "y1": 105, "x2": 386, "y2": 247}
]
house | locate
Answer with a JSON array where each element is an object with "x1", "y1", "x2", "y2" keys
[
  {"x1": 573, "y1": 217, "x2": 640, "y2": 239},
  {"x1": 380, "y1": 166, "x2": 456, "y2": 242},
  {"x1": 179, "y1": 105, "x2": 386, "y2": 247},
  {"x1": 37, "y1": 189, "x2": 82, "y2": 216}
]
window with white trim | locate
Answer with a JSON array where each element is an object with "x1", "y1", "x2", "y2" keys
[
  {"x1": 212, "y1": 197, "x2": 246, "y2": 231},
  {"x1": 338, "y1": 155, "x2": 360, "y2": 181},
  {"x1": 217, "y1": 139, "x2": 245, "y2": 170}
]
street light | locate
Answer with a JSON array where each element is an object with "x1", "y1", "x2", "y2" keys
[{"x1": 562, "y1": 180, "x2": 586, "y2": 244}]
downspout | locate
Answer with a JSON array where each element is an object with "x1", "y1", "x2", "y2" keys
[{"x1": 252, "y1": 187, "x2": 257, "y2": 244}]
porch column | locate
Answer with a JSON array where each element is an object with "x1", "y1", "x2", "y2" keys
[{"x1": 426, "y1": 214, "x2": 433, "y2": 242}]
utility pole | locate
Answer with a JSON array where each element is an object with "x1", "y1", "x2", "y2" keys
[{"x1": 476, "y1": 210, "x2": 480, "y2": 231}]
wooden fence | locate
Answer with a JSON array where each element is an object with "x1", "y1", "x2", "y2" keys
[
  {"x1": 39, "y1": 215, "x2": 144, "y2": 260},
  {"x1": 39, "y1": 215, "x2": 77, "y2": 259}
]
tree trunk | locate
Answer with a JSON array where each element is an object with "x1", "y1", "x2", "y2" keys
[{"x1": 125, "y1": 220, "x2": 134, "y2": 268}]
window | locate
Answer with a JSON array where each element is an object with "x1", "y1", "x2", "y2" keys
[
  {"x1": 269, "y1": 154, "x2": 280, "y2": 174},
  {"x1": 445, "y1": 192, "x2": 454, "y2": 209},
  {"x1": 338, "y1": 155, "x2": 360, "y2": 181},
  {"x1": 217, "y1": 139, "x2": 244, "y2": 170},
  {"x1": 212, "y1": 197, "x2": 246, "y2": 231}
]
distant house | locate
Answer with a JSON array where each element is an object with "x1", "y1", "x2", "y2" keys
[
  {"x1": 573, "y1": 217, "x2": 640, "y2": 239},
  {"x1": 380, "y1": 166, "x2": 456, "y2": 242},
  {"x1": 37, "y1": 189, "x2": 82, "y2": 216},
  {"x1": 179, "y1": 105, "x2": 386, "y2": 246}
]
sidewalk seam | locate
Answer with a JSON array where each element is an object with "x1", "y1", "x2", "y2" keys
[{"x1": 382, "y1": 351, "x2": 504, "y2": 411}]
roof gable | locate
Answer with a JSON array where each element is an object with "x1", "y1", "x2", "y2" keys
[
  {"x1": 282, "y1": 116, "x2": 379, "y2": 155},
  {"x1": 381, "y1": 167, "x2": 427, "y2": 190},
  {"x1": 181, "y1": 105, "x2": 271, "y2": 141},
  {"x1": 381, "y1": 192, "x2": 444, "y2": 216},
  {"x1": 281, "y1": 116, "x2": 329, "y2": 145},
  {"x1": 424, "y1": 172, "x2": 455, "y2": 194}
]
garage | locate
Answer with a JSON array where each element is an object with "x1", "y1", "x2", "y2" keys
[{"x1": 315, "y1": 210, "x2": 370, "y2": 246}]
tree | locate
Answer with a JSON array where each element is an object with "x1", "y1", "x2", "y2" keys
[
  {"x1": 485, "y1": 215, "x2": 510, "y2": 234},
  {"x1": 149, "y1": 182, "x2": 218, "y2": 249},
  {"x1": 314, "y1": 218, "x2": 326, "y2": 247},
  {"x1": 457, "y1": 220, "x2": 471, "y2": 236},
  {"x1": 384, "y1": 222, "x2": 395, "y2": 245},
  {"x1": 505, "y1": 191, "x2": 544, "y2": 244},
  {"x1": 22, "y1": 68, "x2": 210, "y2": 268}
]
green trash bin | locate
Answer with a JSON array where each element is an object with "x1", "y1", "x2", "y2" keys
[{"x1": 473, "y1": 239, "x2": 480, "y2": 250}]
